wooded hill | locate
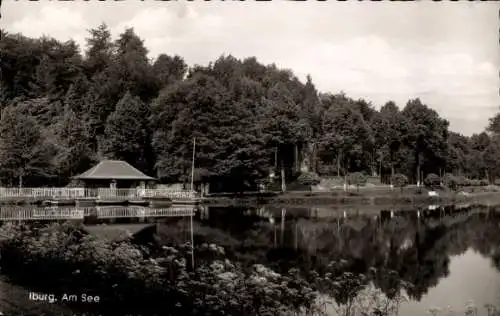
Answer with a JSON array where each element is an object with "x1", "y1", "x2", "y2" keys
[{"x1": 1, "y1": 24, "x2": 499, "y2": 190}]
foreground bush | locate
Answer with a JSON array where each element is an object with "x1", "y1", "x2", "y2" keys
[{"x1": 0, "y1": 222, "x2": 320, "y2": 316}]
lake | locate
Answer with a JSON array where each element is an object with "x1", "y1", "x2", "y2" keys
[{"x1": 0, "y1": 204, "x2": 499, "y2": 316}]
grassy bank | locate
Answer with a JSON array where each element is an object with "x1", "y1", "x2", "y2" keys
[
  {"x1": 201, "y1": 186, "x2": 500, "y2": 206},
  {"x1": 1, "y1": 186, "x2": 498, "y2": 207}
]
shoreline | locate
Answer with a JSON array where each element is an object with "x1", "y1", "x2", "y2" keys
[
  {"x1": 200, "y1": 190, "x2": 500, "y2": 206},
  {"x1": 1, "y1": 189, "x2": 499, "y2": 207}
]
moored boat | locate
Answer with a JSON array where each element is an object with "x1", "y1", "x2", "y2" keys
[
  {"x1": 49, "y1": 199, "x2": 76, "y2": 206},
  {"x1": 76, "y1": 198, "x2": 97, "y2": 206},
  {"x1": 96, "y1": 199, "x2": 128, "y2": 206},
  {"x1": 171, "y1": 198, "x2": 200, "y2": 205},
  {"x1": 128, "y1": 200, "x2": 150, "y2": 206},
  {"x1": 146, "y1": 197, "x2": 173, "y2": 207}
]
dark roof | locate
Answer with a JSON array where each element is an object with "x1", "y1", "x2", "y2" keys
[{"x1": 73, "y1": 160, "x2": 156, "y2": 181}]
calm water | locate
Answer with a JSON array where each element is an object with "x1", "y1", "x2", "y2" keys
[{"x1": 1, "y1": 204, "x2": 500, "y2": 315}]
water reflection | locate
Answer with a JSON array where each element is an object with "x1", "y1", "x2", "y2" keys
[
  {"x1": 0, "y1": 205, "x2": 199, "y2": 316},
  {"x1": 196, "y1": 204, "x2": 500, "y2": 314},
  {"x1": 0, "y1": 205, "x2": 196, "y2": 222},
  {"x1": 0, "y1": 203, "x2": 499, "y2": 315}
]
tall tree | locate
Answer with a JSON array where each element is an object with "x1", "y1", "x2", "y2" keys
[
  {"x1": 260, "y1": 82, "x2": 310, "y2": 191},
  {"x1": 487, "y1": 107, "x2": 500, "y2": 136},
  {"x1": 401, "y1": 98, "x2": 449, "y2": 183},
  {"x1": 83, "y1": 28, "x2": 157, "y2": 152},
  {"x1": 319, "y1": 94, "x2": 372, "y2": 176},
  {"x1": 34, "y1": 38, "x2": 83, "y2": 98},
  {"x1": 84, "y1": 23, "x2": 114, "y2": 77},
  {"x1": 152, "y1": 54, "x2": 187, "y2": 89},
  {"x1": 0, "y1": 106, "x2": 54, "y2": 186},
  {"x1": 111, "y1": 27, "x2": 157, "y2": 102},
  {"x1": 482, "y1": 140, "x2": 500, "y2": 183},
  {"x1": 446, "y1": 132, "x2": 470, "y2": 176},
  {"x1": 470, "y1": 132, "x2": 491, "y2": 152},
  {"x1": 53, "y1": 105, "x2": 94, "y2": 183},
  {"x1": 102, "y1": 92, "x2": 153, "y2": 174},
  {"x1": 152, "y1": 74, "x2": 271, "y2": 190},
  {"x1": 1, "y1": 32, "x2": 42, "y2": 102},
  {"x1": 371, "y1": 101, "x2": 403, "y2": 180},
  {"x1": 300, "y1": 75, "x2": 322, "y2": 173}
]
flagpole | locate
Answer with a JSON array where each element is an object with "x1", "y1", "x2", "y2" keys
[
  {"x1": 190, "y1": 137, "x2": 196, "y2": 192},
  {"x1": 190, "y1": 138, "x2": 196, "y2": 269}
]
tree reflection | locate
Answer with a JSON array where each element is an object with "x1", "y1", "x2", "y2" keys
[{"x1": 181, "y1": 205, "x2": 500, "y2": 311}]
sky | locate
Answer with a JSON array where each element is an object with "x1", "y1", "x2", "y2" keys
[{"x1": 1, "y1": 1, "x2": 499, "y2": 136}]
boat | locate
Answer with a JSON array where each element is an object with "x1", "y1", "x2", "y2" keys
[
  {"x1": 76, "y1": 198, "x2": 97, "y2": 206},
  {"x1": 96, "y1": 199, "x2": 128, "y2": 206},
  {"x1": 172, "y1": 198, "x2": 200, "y2": 205},
  {"x1": 49, "y1": 199, "x2": 76, "y2": 206},
  {"x1": 128, "y1": 200, "x2": 150, "y2": 206},
  {"x1": 147, "y1": 197, "x2": 173, "y2": 207}
]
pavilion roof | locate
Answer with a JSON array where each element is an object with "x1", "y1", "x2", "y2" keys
[{"x1": 73, "y1": 160, "x2": 156, "y2": 181}]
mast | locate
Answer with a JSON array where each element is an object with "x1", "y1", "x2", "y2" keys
[{"x1": 190, "y1": 137, "x2": 196, "y2": 191}]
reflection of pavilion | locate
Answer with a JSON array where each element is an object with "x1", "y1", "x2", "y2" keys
[
  {"x1": 0, "y1": 207, "x2": 85, "y2": 221},
  {"x1": 0, "y1": 206, "x2": 197, "y2": 221},
  {"x1": 94, "y1": 206, "x2": 196, "y2": 218}
]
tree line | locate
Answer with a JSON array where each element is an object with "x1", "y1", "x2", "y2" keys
[{"x1": 1, "y1": 24, "x2": 499, "y2": 190}]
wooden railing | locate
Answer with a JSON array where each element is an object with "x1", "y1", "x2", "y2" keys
[
  {"x1": 0, "y1": 206, "x2": 196, "y2": 220},
  {"x1": 0, "y1": 207, "x2": 85, "y2": 220},
  {"x1": 0, "y1": 187, "x2": 198, "y2": 200},
  {"x1": 0, "y1": 187, "x2": 87, "y2": 198},
  {"x1": 95, "y1": 206, "x2": 195, "y2": 218}
]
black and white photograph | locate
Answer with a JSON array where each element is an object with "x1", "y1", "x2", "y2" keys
[{"x1": 0, "y1": 1, "x2": 499, "y2": 315}]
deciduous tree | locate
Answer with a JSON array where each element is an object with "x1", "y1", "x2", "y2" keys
[{"x1": 0, "y1": 106, "x2": 55, "y2": 186}]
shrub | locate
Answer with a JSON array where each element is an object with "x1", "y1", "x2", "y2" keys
[
  {"x1": 0, "y1": 222, "x2": 320, "y2": 316},
  {"x1": 391, "y1": 173, "x2": 408, "y2": 193},
  {"x1": 348, "y1": 172, "x2": 367, "y2": 192},
  {"x1": 424, "y1": 173, "x2": 440, "y2": 188},
  {"x1": 480, "y1": 179, "x2": 490, "y2": 186},
  {"x1": 442, "y1": 173, "x2": 459, "y2": 191},
  {"x1": 456, "y1": 176, "x2": 470, "y2": 187},
  {"x1": 297, "y1": 171, "x2": 321, "y2": 188},
  {"x1": 470, "y1": 179, "x2": 481, "y2": 186}
]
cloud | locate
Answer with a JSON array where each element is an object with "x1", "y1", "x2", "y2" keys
[
  {"x1": 8, "y1": 5, "x2": 90, "y2": 49},
  {"x1": 3, "y1": 3, "x2": 498, "y2": 135},
  {"x1": 111, "y1": 5, "x2": 224, "y2": 61},
  {"x1": 290, "y1": 36, "x2": 496, "y2": 113}
]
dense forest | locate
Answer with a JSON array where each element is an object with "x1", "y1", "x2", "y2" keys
[{"x1": 1, "y1": 24, "x2": 499, "y2": 190}]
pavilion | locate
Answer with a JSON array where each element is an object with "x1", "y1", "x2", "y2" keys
[{"x1": 72, "y1": 160, "x2": 157, "y2": 189}]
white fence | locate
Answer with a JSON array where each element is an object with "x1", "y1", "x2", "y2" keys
[
  {"x1": 0, "y1": 206, "x2": 196, "y2": 221},
  {"x1": 0, "y1": 187, "x2": 87, "y2": 198},
  {"x1": 0, "y1": 187, "x2": 198, "y2": 200},
  {"x1": 0, "y1": 207, "x2": 85, "y2": 220},
  {"x1": 95, "y1": 206, "x2": 195, "y2": 218}
]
